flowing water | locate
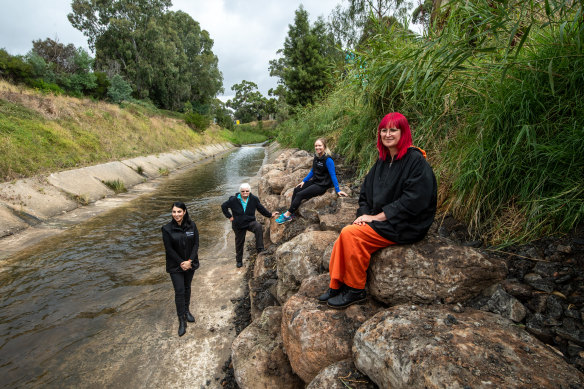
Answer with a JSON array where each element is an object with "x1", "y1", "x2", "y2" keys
[{"x1": 0, "y1": 146, "x2": 267, "y2": 388}]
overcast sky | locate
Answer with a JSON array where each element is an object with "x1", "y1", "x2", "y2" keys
[{"x1": 0, "y1": 0, "x2": 343, "y2": 101}]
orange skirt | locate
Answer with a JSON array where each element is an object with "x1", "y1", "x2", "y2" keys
[{"x1": 329, "y1": 223, "x2": 394, "y2": 290}]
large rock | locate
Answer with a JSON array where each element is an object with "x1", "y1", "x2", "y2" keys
[
  {"x1": 319, "y1": 197, "x2": 359, "y2": 232},
  {"x1": 482, "y1": 284, "x2": 528, "y2": 323},
  {"x1": 368, "y1": 235, "x2": 507, "y2": 304},
  {"x1": 249, "y1": 268, "x2": 279, "y2": 322},
  {"x1": 281, "y1": 293, "x2": 380, "y2": 383},
  {"x1": 232, "y1": 306, "x2": 303, "y2": 389},
  {"x1": 306, "y1": 359, "x2": 377, "y2": 389},
  {"x1": 297, "y1": 189, "x2": 337, "y2": 223},
  {"x1": 276, "y1": 231, "x2": 339, "y2": 303},
  {"x1": 280, "y1": 169, "x2": 311, "y2": 198},
  {"x1": 268, "y1": 216, "x2": 313, "y2": 245},
  {"x1": 353, "y1": 304, "x2": 584, "y2": 388},
  {"x1": 286, "y1": 156, "x2": 313, "y2": 171}
]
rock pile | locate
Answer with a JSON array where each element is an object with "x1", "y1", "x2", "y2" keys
[{"x1": 231, "y1": 149, "x2": 584, "y2": 388}]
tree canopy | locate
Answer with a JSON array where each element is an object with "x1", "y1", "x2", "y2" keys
[
  {"x1": 269, "y1": 6, "x2": 338, "y2": 107},
  {"x1": 227, "y1": 80, "x2": 271, "y2": 123},
  {"x1": 68, "y1": 0, "x2": 223, "y2": 111}
]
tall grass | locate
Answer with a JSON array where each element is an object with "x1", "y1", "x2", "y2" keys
[{"x1": 277, "y1": 0, "x2": 584, "y2": 245}]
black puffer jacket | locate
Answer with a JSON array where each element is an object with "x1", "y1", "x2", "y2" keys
[
  {"x1": 161, "y1": 219, "x2": 199, "y2": 273},
  {"x1": 221, "y1": 193, "x2": 272, "y2": 230},
  {"x1": 358, "y1": 147, "x2": 437, "y2": 244}
]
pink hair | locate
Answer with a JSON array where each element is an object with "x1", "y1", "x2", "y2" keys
[{"x1": 376, "y1": 112, "x2": 413, "y2": 161}]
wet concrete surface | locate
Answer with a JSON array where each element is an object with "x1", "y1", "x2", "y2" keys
[{"x1": 0, "y1": 146, "x2": 267, "y2": 388}]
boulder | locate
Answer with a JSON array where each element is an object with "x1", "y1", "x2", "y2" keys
[
  {"x1": 297, "y1": 189, "x2": 337, "y2": 223},
  {"x1": 263, "y1": 169, "x2": 286, "y2": 195},
  {"x1": 353, "y1": 304, "x2": 584, "y2": 388},
  {"x1": 286, "y1": 156, "x2": 313, "y2": 171},
  {"x1": 268, "y1": 216, "x2": 314, "y2": 246},
  {"x1": 232, "y1": 306, "x2": 303, "y2": 389},
  {"x1": 280, "y1": 169, "x2": 311, "y2": 197},
  {"x1": 306, "y1": 359, "x2": 377, "y2": 389},
  {"x1": 319, "y1": 197, "x2": 359, "y2": 232},
  {"x1": 482, "y1": 284, "x2": 528, "y2": 323},
  {"x1": 321, "y1": 241, "x2": 335, "y2": 271},
  {"x1": 276, "y1": 231, "x2": 339, "y2": 303},
  {"x1": 368, "y1": 235, "x2": 507, "y2": 304},
  {"x1": 281, "y1": 293, "x2": 381, "y2": 383},
  {"x1": 249, "y1": 268, "x2": 279, "y2": 322}
]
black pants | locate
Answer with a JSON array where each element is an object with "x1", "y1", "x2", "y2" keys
[
  {"x1": 289, "y1": 181, "x2": 329, "y2": 214},
  {"x1": 169, "y1": 270, "x2": 194, "y2": 317},
  {"x1": 234, "y1": 221, "x2": 264, "y2": 263}
]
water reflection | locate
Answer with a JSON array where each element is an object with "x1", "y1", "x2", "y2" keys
[{"x1": 0, "y1": 146, "x2": 266, "y2": 387}]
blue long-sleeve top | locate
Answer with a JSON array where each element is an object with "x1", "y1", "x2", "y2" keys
[{"x1": 303, "y1": 157, "x2": 341, "y2": 192}]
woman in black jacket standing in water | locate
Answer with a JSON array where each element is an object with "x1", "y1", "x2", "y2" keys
[{"x1": 161, "y1": 202, "x2": 199, "y2": 337}]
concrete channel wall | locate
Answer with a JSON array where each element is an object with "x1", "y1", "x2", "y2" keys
[{"x1": 0, "y1": 143, "x2": 234, "y2": 238}]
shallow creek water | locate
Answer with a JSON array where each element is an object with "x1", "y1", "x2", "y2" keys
[{"x1": 0, "y1": 146, "x2": 267, "y2": 387}]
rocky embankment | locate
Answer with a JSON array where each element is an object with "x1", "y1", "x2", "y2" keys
[
  {"x1": 230, "y1": 149, "x2": 584, "y2": 388},
  {"x1": 0, "y1": 143, "x2": 233, "y2": 241}
]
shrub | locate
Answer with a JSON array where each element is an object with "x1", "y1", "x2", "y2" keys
[
  {"x1": 107, "y1": 74, "x2": 133, "y2": 103},
  {"x1": 184, "y1": 111, "x2": 210, "y2": 132}
]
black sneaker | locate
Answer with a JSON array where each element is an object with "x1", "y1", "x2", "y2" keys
[
  {"x1": 236, "y1": 261, "x2": 243, "y2": 268},
  {"x1": 317, "y1": 288, "x2": 341, "y2": 303},
  {"x1": 327, "y1": 288, "x2": 366, "y2": 309}
]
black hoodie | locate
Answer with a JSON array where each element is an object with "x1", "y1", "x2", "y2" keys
[
  {"x1": 161, "y1": 218, "x2": 199, "y2": 273},
  {"x1": 221, "y1": 193, "x2": 272, "y2": 230},
  {"x1": 357, "y1": 147, "x2": 437, "y2": 244}
]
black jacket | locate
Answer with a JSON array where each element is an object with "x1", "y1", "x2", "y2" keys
[
  {"x1": 161, "y1": 219, "x2": 200, "y2": 273},
  {"x1": 358, "y1": 147, "x2": 437, "y2": 244},
  {"x1": 221, "y1": 193, "x2": 272, "y2": 230}
]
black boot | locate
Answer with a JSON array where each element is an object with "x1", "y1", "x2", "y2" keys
[
  {"x1": 327, "y1": 287, "x2": 366, "y2": 309},
  {"x1": 178, "y1": 315, "x2": 187, "y2": 337},
  {"x1": 236, "y1": 261, "x2": 243, "y2": 268},
  {"x1": 186, "y1": 311, "x2": 195, "y2": 323},
  {"x1": 317, "y1": 287, "x2": 342, "y2": 303}
]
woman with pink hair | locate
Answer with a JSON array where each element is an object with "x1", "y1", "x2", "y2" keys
[{"x1": 319, "y1": 112, "x2": 437, "y2": 309}]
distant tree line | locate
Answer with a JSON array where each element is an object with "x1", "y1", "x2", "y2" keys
[{"x1": 0, "y1": 0, "x2": 232, "y2": 132}]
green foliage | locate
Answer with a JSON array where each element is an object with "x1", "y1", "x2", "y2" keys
[
  {"x1": 0, "y1": 49, "x2": 34, "y2": 83},
  {"x1": 102, "y1": 179, "x2": 127, "y2": 193},
  {"x1": 69, "y1": 1, "x2": 223, "y2": 111},
  {"x1": 270, "y1": 6, "x2": 338, "y2": 107},
  {"x1": 91, "y1": 71, "x2": 110, "y2": 99},
  {"x1": 211, "y1": 98, "x2": 234, "y2": 129},
  {"x1": 27, "y1": 79, "x2": 64, "y2": 94},
  {"x1": 220, "y1": 126, "x2": 270, "y2": 145},
  {"x1": 184, "y1": 111, "x2": 210, "y2": 132},
  {"x1": 328, "y1": 0, "x2": 411, "y2": 49},
  {"x1": 107, "y1": 74, "x2": 133, "y2": 103},
  {"x1": 279, "y1": 0, "x2": 584, "y2": 244},
  {"x1": 227, "y1": 80, "x2": 268, "y2": 123}
]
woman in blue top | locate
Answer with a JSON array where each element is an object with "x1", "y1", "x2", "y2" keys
[{"x1": 276, "y1": 138, "x2": 347, "y2": 224}]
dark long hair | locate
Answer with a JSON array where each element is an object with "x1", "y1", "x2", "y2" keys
[
  {"x1": 376, "y1": 112, "x2": 413, "y2": 161},
  {"x1": 171, "y1": 201, "x2": 192, "y2": 225}
]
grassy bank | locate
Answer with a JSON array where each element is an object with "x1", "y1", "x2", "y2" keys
[
  {"x1": 277, "y1": 0, "x2": 584, "y2": 245},
  {"x1": 0, "y1": 80, "x2": 264, "y2": 182}
]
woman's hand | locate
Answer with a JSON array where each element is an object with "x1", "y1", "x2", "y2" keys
[
  {"x1": 180, "y1": 260, "x2": 192, "y2": 271},
  {"x1": 271, "y1": 212, "x2": 279, "y2": 218},
  {"x1": 296, "y1": 181, "x2": 305, "y2": 188},
  {"x1": 353, "y1": 212, "x2": 386, "y2": 226},
  {"x1": 229, "y1": 216, "x2": 234, "y2": 222},
  {"x1": 337, "y1": 190, "x2": 348, "y2": 197}
]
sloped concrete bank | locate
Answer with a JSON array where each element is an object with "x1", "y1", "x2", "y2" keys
[{"x1": 0, "y1": 143, "x2": 234, "y2": 257}]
